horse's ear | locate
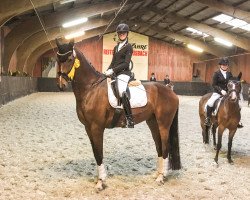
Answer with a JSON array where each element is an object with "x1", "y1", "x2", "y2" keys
[
  {"x1": 69, "y1": 39, "x2": 74, "y2": 48},
  {"x1": 55, "y1": 38, "x2": 61, "y2": 47},
  {"x1": 237, "y1": 72, "x2": 242, "y2": 80}
]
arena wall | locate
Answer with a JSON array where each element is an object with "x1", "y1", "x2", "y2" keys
[{"x1": 0, "y1": 76, "x2": 37, "y2": 106}]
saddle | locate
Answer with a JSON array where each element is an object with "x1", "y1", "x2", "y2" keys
[
  {"x1": 107, "y1": 76, "x2": 146, "y2": 129},
  {"x1": 108, "y1": 76, "x2": 145, "y2": 109},
  {"x1": 110, "y1": 73, "x2": 139, "y2": 105}
]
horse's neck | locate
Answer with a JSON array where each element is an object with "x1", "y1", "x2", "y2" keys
[
  {"x1": 223, "y1": 98, "x2": 240, "y2": 112},
  {"x1": 74, "y1": 49, "x2": 101, "y2": 89}
]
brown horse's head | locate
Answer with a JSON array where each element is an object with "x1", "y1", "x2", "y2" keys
[
  {"x1": 55, "y1": 38, "x2": 75, "y2": 91},
  {"x1": 227, "y1": 79, "x2": 241, "y2": 102}
]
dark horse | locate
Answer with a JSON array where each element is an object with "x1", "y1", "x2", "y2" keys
[
  {"x1": 56, "y1": 39, "x2": 181, "y2": 190},
  {"x1": 199, "y1": 78, "x2": 241, "y2": 164}
]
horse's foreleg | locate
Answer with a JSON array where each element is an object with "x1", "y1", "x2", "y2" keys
[
  {"x1": 201, "y1": 121, "x2": 209, "y2": 144},
  {"x1": 95, "y1": 164, "x2": 107, "y2": 191},
  {"x1": 204, "y1": 125, "x2": 210, "y2": 144},
  {"x1": 227, "y1": 129, "x2": 236, "y2": 164},
  {"x1": 85, "y1": 125, "x2": 106, "y2": 190},
  {"x1": 214, "y1": 126, "x2": 224, "y2": 164},
  {"x1": 212, "y1": 124, "x2": 217, "y2": 148},
  {"x1": 155, "y1": 157, "x2": 168, "y2": 184}
]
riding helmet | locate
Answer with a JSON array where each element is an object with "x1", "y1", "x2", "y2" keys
[
  {"x1": 116, "y1": 23, "x2": 129, "y2": 33},
  {"x1": 219, "y1": 57, "x2": 229, "y2": 66}
]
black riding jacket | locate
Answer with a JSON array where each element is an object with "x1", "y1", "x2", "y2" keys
[
  {"x1": 150, "y1": 77, "x2": 156, "y2": 82},
  {"x1": 164, "y1": 78, "x2": 170, "y2": 84},
  {"x1": 212, "y1": 70, "x2": 233, "y2": 95},
  {"x1": 108, "y1": 40, "x2": 133, "y2": 77}
]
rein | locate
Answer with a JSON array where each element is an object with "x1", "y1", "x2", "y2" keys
[{"x1": 91, "y1": 76, "x2": 107, "y2": 87}]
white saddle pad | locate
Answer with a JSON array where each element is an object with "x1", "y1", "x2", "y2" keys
[
  {"x1": 107, "y1": 80, "x2": 147, "y2": 108},
  {"x1": 204, "y1": 98, "x2": 222, "y2": 116}
]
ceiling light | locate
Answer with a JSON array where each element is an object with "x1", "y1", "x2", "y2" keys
[
  {"x1": 186, "y1": 27, "x2": 209, "y2": 37},
  {"x1": 213, "y1": 14, "x2": 233, "y2": 23},
  {"x1": 240, "y1": 24, "x2": 250, "y2": 31},
  {"x1": 62, "y1": 18, "x2": 88, "y2": 28},
  {"x1": 65, "y1": 30, "x2": 85, "y2": 39},
  {"x1": 187, "y1": 44, "x2": 203, "y2": 53},
  {"x1": 60, "y1": 0, "x2": 76, "y2": 4},
  {"x1": 214, "y1": 37, "x2": 233, "y2": 47},
  {"x1": 225, "y1": 18, "x2": 247, "y2": 28}
]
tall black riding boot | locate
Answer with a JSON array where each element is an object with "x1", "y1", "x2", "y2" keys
[
  {"x1": 122, "y1": 93, "x2": 134, "y2": 128},
  {"x1": 204, "y1": 105, "x2": 213, "y2": 126}
]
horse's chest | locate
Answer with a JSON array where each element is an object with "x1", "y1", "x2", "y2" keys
[{"x1": 76, "y1": 102, "x2": 88, "y2": 124}]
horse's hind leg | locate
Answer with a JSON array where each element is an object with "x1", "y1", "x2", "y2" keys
[
  {"x1": 85, "y1": 124, "x2": 106, "y2": 190},
  {"x1": 146, "y1": 115, "x2": 162, "y2": 157},
  {"x1": 146, "y1": 115, "x2": 166, "y2": 183},
  {"x1": 227, "y1": 129, "x2": 237, "y2": 164},
  {"x1": 214, "y1": 126, "x2": 225, "y2": 164}
]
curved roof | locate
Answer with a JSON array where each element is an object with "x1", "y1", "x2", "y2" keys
[{"x1": 1, "y1": 0, "x2": 250, "y2": 74}]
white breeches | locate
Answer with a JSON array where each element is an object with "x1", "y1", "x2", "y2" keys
[
  {"x1": 117, "y1": 74, "x2": 130, "y2": 97},
  {"x1": 207, "y1": 92, "x2": 221, "y2": 107}
]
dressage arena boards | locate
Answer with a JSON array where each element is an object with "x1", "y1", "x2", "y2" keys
[{"x1": 0, "y1": 92, "x2": 249, "y2": 200}]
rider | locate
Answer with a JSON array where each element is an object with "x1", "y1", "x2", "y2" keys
[
  {"x1": 205, "y1": 57, "x2": 243, "y2": 128},
  {"x1": 104, "y1": 23, "x2": 134, "y2": 128},
  {"x1": 204, "y1": 57, "x2": 233, "y2": 126},
  {"x1": 164, "y1": 74, "x2": 170, "y2": 85}
]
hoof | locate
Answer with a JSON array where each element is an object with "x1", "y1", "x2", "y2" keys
[
  {"x1": 228, "y1": 159, "x2": 234, "y2": 165},
  {"x1": 95, "y1": 180, "x2": 106, "y2": 191},
  {"x1": 155, "y1": 174, "x2": 164, "y2": 185},
  {"x1": 214, "y1": 158, "x2": 218, "y2": 164}
]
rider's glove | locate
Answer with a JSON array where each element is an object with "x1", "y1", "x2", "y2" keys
[
  {"x1": 104, "y1": 69, "x2": 114, "y2": 76},
  {"x1": 221, "y1": 90, "x2": 227, "y2": 96}
]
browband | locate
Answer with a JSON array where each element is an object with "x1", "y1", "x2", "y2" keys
[{"x1": 57, "y1": 50, "x2": 73, "y2": 56}]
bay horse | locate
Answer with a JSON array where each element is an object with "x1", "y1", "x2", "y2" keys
[
  {"x1": 248, "y1": 87, "x2": 250, "y2": 107},
  {"x1": 199, "y1": 78, "x2": 242, "y2": 164},
  {"x1": 55, "y1": 39, "x2": 181, "y2": 190}
]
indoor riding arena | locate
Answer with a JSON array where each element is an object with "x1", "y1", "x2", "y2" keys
[{"x1": 0, "y1": 0, "x2": 250, "y2": 199}]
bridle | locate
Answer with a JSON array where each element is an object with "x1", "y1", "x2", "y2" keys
[
  {"x1": 225, "y1": 80, "x2": 241, "y2": 101},
  {"x1": 57, "y1": 50, "x2": 76, "y2": 82},
  {"x1": 57, "y1": 49, "x2": 107, "y2": 87}
]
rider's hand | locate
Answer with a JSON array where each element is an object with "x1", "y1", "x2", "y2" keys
[
  {"x1": 221, "y1": 90, "x2": 227, "y2": 96},
  {"x1": 104, "y1": 69, "x2": 114, "y2": 76}
]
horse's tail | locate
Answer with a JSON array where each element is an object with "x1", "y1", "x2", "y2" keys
[{"x1": 168, "y1": 108, "x2": 181, "y2": 170}]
